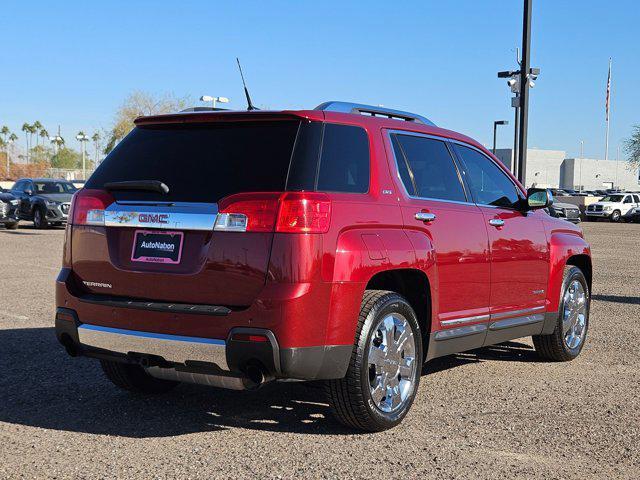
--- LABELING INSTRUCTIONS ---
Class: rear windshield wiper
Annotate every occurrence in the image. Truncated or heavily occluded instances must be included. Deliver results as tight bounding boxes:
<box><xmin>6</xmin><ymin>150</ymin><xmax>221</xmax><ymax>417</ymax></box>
<box><xmin>104</xmin><ymin>180</ymin><xmax>169</xmax><ymax>195</ymax></box>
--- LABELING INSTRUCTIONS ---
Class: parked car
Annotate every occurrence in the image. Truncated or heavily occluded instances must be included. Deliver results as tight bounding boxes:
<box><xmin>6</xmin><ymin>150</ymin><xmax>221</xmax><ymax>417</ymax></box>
<box><xmin>10</xmin><ymin>178</ymin><xmax>77</xmax><ymax>228</ymax></box>
<box><xmin>629</xmin><ymin>206</ymin><xmax>640</xmax><ymax>223</ymax></box>
<box><xmin>547</xmin><ymin>201</ymin><xmax>581</xmax><ymax>223</ymax></box>
<box><xmin>54</xmin><ymin>101</ymin><xmax>592</xmax><ymax>432</ymax></box>
<box><xmin>0</xmin><ymin>187</ymin><xmax>19</xmax><ymax>229</ymax></box>
<box><xmin>549</xmin><ymin>188</ymin><xmax>570</xmax><ymax>197</ymax></box>
<box><xmin>562</xmin><ymin>188</ymin><xmax>579</xmax><ymax>196</ymax></box>
<box><xmin>585</xmin><ymin>193</ymin><xmax>640</xmax><ymax>222</ymax></box>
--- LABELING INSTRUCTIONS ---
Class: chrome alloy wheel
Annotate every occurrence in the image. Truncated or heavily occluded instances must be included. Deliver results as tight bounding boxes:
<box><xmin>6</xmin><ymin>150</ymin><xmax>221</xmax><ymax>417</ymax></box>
<box><xmin>562</xmin><ymin>280</ymin><xmax>588</xmax><ymax>350</ymax></box>
<box><xmin>367</xmin><ymin>313</ymin><xmax>417</xmax><ymax>413</ymax></box>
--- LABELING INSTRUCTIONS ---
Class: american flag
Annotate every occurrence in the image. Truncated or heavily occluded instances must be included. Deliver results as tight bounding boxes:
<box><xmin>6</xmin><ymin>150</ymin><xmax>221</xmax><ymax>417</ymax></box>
<box><xmin>605</xmin><ymin>58</ymin><xmax>612</xmax><ymax>121</ymax></box>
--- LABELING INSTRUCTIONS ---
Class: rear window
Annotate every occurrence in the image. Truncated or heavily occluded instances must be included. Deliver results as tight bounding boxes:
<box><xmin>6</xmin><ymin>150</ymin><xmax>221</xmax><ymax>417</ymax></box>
<box><xmin>87</xmin><ymin>120</ymin><xmax>370</xmax><ymax>203</ymax></box>
<box><xmin>87</xmin><ymin>122</ymin><xmax>301</xmax><ymax>203</ymax></box>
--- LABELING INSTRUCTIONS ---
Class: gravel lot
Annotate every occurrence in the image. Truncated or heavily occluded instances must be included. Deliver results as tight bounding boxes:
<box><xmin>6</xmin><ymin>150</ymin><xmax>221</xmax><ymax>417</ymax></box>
<box><xmin>0</xmin><ymin>222</ymin><xmax>638</xmax><ymax>479</ymax></box>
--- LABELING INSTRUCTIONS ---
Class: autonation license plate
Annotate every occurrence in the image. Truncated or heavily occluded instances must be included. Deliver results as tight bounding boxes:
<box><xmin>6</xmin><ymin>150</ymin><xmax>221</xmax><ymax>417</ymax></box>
<box><xmin>131</xmin><ymin>230</ymin><xmax>184</xmax><ymax>264</ymax></box>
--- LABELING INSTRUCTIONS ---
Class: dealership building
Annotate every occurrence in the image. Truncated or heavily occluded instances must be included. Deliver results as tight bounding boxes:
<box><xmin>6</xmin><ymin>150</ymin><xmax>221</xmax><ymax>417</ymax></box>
<box><xmin>494</xmin><ymin>148</ymin><xmax>640</xmax><ymax>191</ymax></box>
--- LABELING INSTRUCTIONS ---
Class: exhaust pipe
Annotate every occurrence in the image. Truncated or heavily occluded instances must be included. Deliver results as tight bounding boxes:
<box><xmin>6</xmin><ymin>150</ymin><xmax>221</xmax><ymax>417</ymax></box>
<box><xmin>244</xmin><ymin>364</ymin><xmax>273</xmax><ymax>390</ymax></box>
<box><xmin>145</xmin><ymin>363</ymin><xmax>274</xmax><ymax>391</ymax></box>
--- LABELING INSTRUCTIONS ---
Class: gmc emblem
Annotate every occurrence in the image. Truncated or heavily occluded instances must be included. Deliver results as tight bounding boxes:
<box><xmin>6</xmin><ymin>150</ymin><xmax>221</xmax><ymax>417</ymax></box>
<box><xmin>138</xmin><ymin>213</ymin><xmax>169</xmax><ymax>224</ymax></box>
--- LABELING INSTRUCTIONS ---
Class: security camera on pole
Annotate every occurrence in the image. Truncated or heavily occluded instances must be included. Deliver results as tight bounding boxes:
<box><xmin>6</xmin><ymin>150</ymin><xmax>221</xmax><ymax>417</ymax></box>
<box><xmin>497</xmin><ymin>0</ymin><xmax>539</xmax><ymax>186</ymax></box>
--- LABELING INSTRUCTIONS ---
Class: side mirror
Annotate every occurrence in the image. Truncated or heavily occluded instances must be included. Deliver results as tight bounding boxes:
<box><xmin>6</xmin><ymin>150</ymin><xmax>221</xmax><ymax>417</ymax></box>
<box><xmin>24</xmin><ymin>189</ymin><xmax>33</xmax><ymax>196</ymax></box>
<box><xmin>527</xmin><ymin>188</ymin><xmax>553</xmax><ymax>210</ymax></box>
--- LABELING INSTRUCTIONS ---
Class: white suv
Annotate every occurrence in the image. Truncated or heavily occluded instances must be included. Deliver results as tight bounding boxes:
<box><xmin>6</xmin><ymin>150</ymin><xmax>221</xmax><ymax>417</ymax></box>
<box><xmin>586</xmin><ymin>193</ymin><xmax>640</xmax><ymax>222</ymax></box>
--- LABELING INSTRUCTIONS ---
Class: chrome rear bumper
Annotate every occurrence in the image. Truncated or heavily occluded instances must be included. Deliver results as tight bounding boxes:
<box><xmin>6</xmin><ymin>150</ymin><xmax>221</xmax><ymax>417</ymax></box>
<box><xmin>77</xmin><ymin>324</ymin><xmax>228</xmax><ymax>369</ymax></box>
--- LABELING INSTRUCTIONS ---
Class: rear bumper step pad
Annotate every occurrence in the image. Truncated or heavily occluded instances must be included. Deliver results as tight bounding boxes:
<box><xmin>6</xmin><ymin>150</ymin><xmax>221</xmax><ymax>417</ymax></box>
<box><xmin>78</xmin><ymin>293</ymin><xmax>231</xmax><ymax>316</ymax></box>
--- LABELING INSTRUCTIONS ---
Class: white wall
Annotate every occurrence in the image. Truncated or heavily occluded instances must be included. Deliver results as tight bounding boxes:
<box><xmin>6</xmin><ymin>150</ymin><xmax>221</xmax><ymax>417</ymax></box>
<box><xmin>562</xmin><ymin>158</ymin><xmax>639</xmax><ymax>191</ymax></box>
<box><xmin>494</xmin><ymin>148</ymin><xmax>565</xmax><ymax>188</ymax></box>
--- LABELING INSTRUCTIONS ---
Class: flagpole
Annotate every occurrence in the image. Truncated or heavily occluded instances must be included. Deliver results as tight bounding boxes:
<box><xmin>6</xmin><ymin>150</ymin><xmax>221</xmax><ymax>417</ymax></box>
<box><xmin>605</xmin><ymin>58</ymin><xmax>612</xmax><ymax>160</ymax></box>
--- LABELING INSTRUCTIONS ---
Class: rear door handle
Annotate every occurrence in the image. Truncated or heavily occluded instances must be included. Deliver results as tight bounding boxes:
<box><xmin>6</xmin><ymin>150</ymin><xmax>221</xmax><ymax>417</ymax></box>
<box><xmin>488</xmin><ymin>219</ymin><xmax>505</xmax><ymax>227</ymax></box>
<box><xmin>415</xmin><ymin>212</ymin><xmax>436</xmax><ymax>223</ymax></box>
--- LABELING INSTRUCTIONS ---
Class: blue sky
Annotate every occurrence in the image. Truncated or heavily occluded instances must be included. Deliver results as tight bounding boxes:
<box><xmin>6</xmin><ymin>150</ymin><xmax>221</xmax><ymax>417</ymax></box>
<box><xmin>1</xmin><ymin>0</ymin><xmax>638</xmax><ymax>159</ymax></box>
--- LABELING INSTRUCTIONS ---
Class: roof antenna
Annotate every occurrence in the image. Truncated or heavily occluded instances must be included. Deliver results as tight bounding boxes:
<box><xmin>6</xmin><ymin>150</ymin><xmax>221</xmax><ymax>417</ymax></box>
<box><xmin>236</xmin><ymin>57</ymin><xmax>258</xmax><ymax>111</ymax></box>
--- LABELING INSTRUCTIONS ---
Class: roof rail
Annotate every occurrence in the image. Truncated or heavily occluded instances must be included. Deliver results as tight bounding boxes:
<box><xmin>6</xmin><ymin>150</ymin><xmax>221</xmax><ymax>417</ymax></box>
<box><xmin>179</xmin><ymin>106</ymin><xmax>230</xmax><ymax>113</ymax></box>
<box><xmin>315</xmin><ymin>101</ymin><xmax>436</xmax><ymax>126</ymax></box>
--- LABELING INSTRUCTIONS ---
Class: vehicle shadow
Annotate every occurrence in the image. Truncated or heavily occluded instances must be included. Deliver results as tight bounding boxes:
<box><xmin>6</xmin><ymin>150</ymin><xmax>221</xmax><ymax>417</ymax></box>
<box><xmin>1</xmin><ymin>327</ymin><xmax>540</xmax><ymax>438</ymax></box>
<box><xmin>0</xmin><ymin>229</ymin><xmax>42</xmax><ymax>236</ymax></box>
<box><xmin>591</xmin><ymin>294</ymin><xmax>640</xmax><ymax>305</ymax></box>
<box><xmin>423</xmin><ymin>341</ymin><xmax>541</xmax><ymax>374</ymax></box>
<box><xmin>0</xmin><ymin>327</ymin><xmax>353</xmax><ymax>437</ymax></box>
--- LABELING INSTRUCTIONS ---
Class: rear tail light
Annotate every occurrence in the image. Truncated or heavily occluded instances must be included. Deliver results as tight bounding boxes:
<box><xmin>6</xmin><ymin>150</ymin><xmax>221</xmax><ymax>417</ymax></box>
<box><xmin>215</xmin><ymin>192</ymin><xmax>281</xmax><ymax>232</ymax></box>
<box><xmin>215</xmin><ymin>192</ymin><xmax>331</xmax><ymax>234</ymax></box>
<box><xmin>276</xmin><ymin>192</ymin><xmax>331</xmax><ymax>233</ymax></box>
<box><xmin>70</xmin><ymin>189</ymin><xmax>114</xmax><ymax>226</ymax></box>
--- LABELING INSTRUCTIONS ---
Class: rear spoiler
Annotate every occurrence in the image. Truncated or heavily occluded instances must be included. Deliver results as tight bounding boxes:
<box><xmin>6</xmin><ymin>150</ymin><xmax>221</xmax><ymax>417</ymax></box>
<box><xmin>134</xmin><ymin>110</ymin><xmax>325</xmax><ymax>126</ymax></box>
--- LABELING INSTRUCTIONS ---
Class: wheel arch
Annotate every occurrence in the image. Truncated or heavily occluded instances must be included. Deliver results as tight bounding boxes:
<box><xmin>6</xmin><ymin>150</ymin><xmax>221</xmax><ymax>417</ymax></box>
<box><xmin>566</xmin><ymin>254</ymin><xmax>592</xmax><ymax>292</ymax></box>
<box><xmin>365</xmin><ymin>268</ymin><xmax>432</xmax><ymax>359</ymax></box>
<box><xmin>547</xmin><ymin>232</ymin><xmax>592</xmax><ymax>311</ymax></box>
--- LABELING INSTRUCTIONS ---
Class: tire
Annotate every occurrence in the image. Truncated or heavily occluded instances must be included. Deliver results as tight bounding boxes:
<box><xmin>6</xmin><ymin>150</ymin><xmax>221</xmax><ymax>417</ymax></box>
<box><xmin>100</xmin><ymin>360</ymin><xmax>178</xmax><ymax>394</ymax></box>
<box><xmin>325</xmin><ymin>290</ymin><xmax>423</xmax><ymax>432</ymax></box>
<box><xmin>33</xmin><ymin>208</ymin><xmax>48</xmax><ymax>229</ymax></box>
<box><xmin>610</xmin><ymin>210</ymin><xmax>621</xmax><ymax>222</ymax></box>
<box><xmin>5</xmin><ymin>221</ymin><xmax>18</xmax><ymax>230</ymax></box>
<box><xmin>533</xmin><ymin>266</ymin><xmax>589</xmax><ymax>361</ymax></box>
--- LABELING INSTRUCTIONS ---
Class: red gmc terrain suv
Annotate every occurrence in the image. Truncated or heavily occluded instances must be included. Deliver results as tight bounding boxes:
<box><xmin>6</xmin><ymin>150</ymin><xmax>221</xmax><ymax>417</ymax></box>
<box><xmin>55</xmin><ymin>101</ymin><xmax>592</xmax><ymax>431</ymax></box>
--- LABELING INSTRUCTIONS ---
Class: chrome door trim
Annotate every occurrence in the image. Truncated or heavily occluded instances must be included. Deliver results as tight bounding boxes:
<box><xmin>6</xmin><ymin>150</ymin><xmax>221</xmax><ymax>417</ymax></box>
<box><xmin>490</xmin><ymin>305</ymin><xmax>544</xmax><ymax>320</ymax></box>
<box><xmin>440</xmin><ymin>314</ymin><xmax>490</xmax><ymax>327</ymax></box>
<box><xmin>104</xmin><ymin>202</ymin><xmax>218</xmax><ymax>231</ymax></box>
<box><xmin>439</xmin><ymin>306</ymin><xmax>544</xmax><ymax>328</ymax></box>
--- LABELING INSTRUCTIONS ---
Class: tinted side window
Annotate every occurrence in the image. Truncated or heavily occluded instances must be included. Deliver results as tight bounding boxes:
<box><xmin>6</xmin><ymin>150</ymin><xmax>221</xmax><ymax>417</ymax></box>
<box><xmin>12</xmin><ymin>181</ymin><xmax>24</xmax><ymax>192</ymax></box>
<box><xmin>394</xmin><ymin>134</ymin><xmax>466</xmax><ymax>202</ymax></box>
<box><xmin>454</xmin><ymin>144</ymin><xmax>521</xmax><ymax>209</ymax></box>
<box><xmin>390</xmin><ymin>135</ymin><xmax>416</xmax><ymax>196</ymax></box>
<box><xmin>634</xmin><ymin>195</ymin><xmax>640</xmax><ymax>203</ymax></box>
<box><xmin>624</xmin><ymin>196</ymin><xmax>633</xmax><ymax>203</ymax></box>
<box><xmin>286</xmin><ymin>122</ymin><xmax>322</xmax><ymax>191</ymax></box>
<box><xmin>316</xmin><ymin>124</ymin><xmax>369</xmax><ymax>193</ymax></box>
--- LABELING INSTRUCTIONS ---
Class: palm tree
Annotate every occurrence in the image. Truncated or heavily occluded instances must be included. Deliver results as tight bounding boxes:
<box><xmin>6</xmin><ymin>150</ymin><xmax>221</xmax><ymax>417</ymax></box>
<box><xmin>33</xmin><ymin>121</ymin><xmax>43</xmax><ymax>147</ymax></box>
<box><xmin>39</xmin><ymin>128</ymin><xmax>50</xmax><ymax>162</ymax></box>
<box><xmin>91</xmin><ymin>131</ymin><xmax>101</xmax><ymax>166</ymax></box>
<box><xmin>0</xmin><ymin>126</ymin><xmax>9</xmax><ymax>159</ymax></box>
<box><xmin>21</xmin><ymin>123</ymin><xmax>31</xmax><ymax>162</ymax></box>
<box><xmin>7</xmin><ymin>133</ymin><xmax>18</xmax><ymax>174</ymax></box>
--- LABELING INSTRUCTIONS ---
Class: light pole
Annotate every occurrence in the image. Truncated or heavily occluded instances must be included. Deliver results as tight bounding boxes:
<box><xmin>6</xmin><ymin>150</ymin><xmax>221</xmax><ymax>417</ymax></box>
<box><xmin>50</xmin><ymin>126</ymin><xmax>64</xmax><ymax>155</ymax></box>
<box><xmin>498</xmin><ymin>0</ymin><xmax>539</xmax><ymax>186</ymax></box>
<box><xmin>200</xmin><ymin>95</ymin><xmax>230</xmax><ymax>109</ymax></box>
<box><xmin>492</xmin><ymin>120</ymin><xmax>509</xmax><ymax>155</ymax></box>
<box><xmin>579</xmin><ymin>140</ymin><xmax>584</xmax><ymax>192</ymax></box>
<box><xmin>76</xmin><ymin>133</ymin><xmax>89</xmax><ymax>179</ymax></box>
